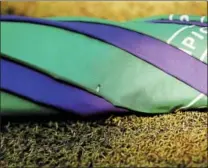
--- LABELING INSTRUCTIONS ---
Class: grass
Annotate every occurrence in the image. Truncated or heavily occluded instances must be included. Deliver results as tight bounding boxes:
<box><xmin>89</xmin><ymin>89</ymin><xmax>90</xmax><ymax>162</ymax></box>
<box><xmin>1</xmin><ymin>1</ymin><xmax>207</xmax><ymax>20</ymax></box>
<box><xmin>1</xmin><ymin>110</ymin><xmax>207</xmax><ymax>167</ymax></box>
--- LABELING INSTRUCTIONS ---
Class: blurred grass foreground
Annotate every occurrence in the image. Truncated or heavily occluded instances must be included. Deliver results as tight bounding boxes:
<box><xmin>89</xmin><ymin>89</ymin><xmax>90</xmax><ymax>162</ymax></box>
<box><xmin>1</xmin><ymin>1</ymin><xmax>207</xmax><ymax>20</ymax></box>
<box><xmin>0</xmin><ymin>1</ymin><xmax>208</xmax><ymax>168</ymax></box>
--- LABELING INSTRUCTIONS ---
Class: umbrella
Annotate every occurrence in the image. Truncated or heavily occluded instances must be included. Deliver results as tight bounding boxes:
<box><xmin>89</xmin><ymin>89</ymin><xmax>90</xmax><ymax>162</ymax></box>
<box><xmin>1</xmin><ymin>15</ymin><xmax>207</xmax><ymax>115</ymax></box>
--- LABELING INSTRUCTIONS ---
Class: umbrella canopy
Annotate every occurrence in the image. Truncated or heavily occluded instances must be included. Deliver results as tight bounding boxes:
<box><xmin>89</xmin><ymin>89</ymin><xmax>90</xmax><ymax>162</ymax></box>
<box><xmin>1</xmin><ymin>15</ymin><xmax>207</xmax><ymax>115</ymax></box>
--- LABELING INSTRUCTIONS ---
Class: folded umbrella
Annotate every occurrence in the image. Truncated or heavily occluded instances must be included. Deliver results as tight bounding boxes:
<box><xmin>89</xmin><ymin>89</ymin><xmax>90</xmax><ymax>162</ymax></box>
<box><xmin>47</xmin><ymin>14</ymin><xmax>207</xmax><ymax>27</ymax></box>
<box><xmin>1</xmin><ymin>15</ymin><xmax>207</xmax><ymax>115</ymax></box>
<box><xmin>126</xmin><ymin>14</ymin><xmax>207</xmax><ymax>27</ymax></box>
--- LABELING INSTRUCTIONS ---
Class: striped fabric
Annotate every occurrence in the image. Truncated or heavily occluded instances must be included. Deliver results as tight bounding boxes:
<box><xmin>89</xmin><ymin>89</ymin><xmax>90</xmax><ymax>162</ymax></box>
<box><xmin>0</xmin><ymin>15</ymin><xmax>207</xmax><ymax>115</ymax></box>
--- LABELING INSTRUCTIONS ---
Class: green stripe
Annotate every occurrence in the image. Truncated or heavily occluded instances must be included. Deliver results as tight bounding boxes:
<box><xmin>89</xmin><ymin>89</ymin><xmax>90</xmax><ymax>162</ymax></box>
<box><xmin>0</xmin><ymin>91</ymin><xmax>58</xmax><ymax>115</ymax></box>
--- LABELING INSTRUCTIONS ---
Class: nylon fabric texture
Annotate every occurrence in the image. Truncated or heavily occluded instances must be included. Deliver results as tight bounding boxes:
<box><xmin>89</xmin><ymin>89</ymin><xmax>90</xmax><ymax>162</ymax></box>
<box><xmin>0</xmin><ymin>15</ymin><xmax>207</xmax><ymax>115</ymax></box>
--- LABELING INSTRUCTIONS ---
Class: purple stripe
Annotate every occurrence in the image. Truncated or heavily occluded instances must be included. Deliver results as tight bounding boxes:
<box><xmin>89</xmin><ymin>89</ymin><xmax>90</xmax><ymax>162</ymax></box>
<box><xmin>1</xmin><ymin>15</ymin><xmax>207</xmax><ymax>95</ymax></box>
<box><xmin>149</xmin><ymin>19</ymin><xmax>207</xmax><ymax>27</ymax></box>
<box><xmin>1</xmin><ymin>59</ymin><xmax>127</xmax><ymax>115</ymax></box>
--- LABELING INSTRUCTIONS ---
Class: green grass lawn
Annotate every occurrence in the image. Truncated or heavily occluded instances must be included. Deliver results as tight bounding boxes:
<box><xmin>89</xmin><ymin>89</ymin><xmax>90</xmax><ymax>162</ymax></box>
<box><xmin>1</xmin><ymin>110</ymin><xmax>207</xmax><ymax>167</ymax></box>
